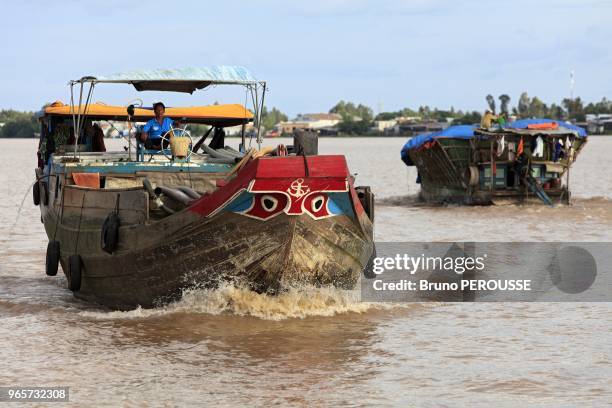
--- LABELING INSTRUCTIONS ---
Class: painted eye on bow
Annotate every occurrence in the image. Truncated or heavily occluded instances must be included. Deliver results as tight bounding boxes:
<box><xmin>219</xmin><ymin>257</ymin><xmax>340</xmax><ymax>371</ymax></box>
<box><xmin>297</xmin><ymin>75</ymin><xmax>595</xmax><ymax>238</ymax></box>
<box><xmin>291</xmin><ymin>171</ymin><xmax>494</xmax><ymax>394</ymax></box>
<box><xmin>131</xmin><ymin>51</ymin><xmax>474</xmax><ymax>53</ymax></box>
<box><xmin>242</xmin><ymin>193</ymin><xmax>288</xmax><ymax>220</ymax></box>
<box><xmin>311</xmin><ymin>195</ymin><xmax>325</xmax><ymax>212</ymax></box>
<box><xmin>303</xmin><ymin>193</ymin><xmax>331</xmax><ymax>219</ymax></box>
<box><xmin>261</xmin><ymin>194</ymin><xmax>278</xmax><ymax>212</ymax></box>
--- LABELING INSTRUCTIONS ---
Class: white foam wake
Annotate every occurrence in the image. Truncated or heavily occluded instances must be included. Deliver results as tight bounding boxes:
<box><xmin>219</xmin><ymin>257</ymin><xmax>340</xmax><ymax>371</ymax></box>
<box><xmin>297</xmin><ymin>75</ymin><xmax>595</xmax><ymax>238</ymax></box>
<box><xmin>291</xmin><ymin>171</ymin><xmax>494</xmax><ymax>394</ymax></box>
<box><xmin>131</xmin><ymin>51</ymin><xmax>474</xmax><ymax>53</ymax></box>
<box><xmin>80</xmin><ymin>283</ymin><xmax>400</xmax><ymax>321</ymax></box>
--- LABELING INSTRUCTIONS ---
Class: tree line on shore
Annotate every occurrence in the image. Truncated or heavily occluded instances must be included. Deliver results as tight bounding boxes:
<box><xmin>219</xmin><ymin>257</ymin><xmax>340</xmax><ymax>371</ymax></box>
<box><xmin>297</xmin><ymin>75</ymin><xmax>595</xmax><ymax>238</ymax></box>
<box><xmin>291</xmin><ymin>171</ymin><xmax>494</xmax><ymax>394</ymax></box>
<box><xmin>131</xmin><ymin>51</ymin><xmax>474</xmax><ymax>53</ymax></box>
<box><xmin>1</xmin><ymin>94</ymin><xmax>611</xmax><ymax>137</ymax></box>
<box><xmin>0</xmin><ymin>110</ymin><xmax>39</xmax><ymax>138</ymax></box>
<box><xmin>263</xmin><ymin>94</ymin><xmax>612</xmax><ymax>135</ymax></box>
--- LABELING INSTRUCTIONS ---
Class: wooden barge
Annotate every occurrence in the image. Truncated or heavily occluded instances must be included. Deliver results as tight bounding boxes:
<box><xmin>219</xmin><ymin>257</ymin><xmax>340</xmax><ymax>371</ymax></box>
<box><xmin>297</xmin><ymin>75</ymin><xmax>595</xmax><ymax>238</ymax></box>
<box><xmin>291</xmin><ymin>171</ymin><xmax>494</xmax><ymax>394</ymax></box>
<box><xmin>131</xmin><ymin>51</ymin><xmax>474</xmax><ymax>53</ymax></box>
<box><xmin>34</xmin><ymin>67</ymin><xmax>375</xmax><ymax>310</ymax></box>
<box><xmin>401</xmin><ymin>120</ymin><xmax>588</xmax><ymax>205</ymax></box>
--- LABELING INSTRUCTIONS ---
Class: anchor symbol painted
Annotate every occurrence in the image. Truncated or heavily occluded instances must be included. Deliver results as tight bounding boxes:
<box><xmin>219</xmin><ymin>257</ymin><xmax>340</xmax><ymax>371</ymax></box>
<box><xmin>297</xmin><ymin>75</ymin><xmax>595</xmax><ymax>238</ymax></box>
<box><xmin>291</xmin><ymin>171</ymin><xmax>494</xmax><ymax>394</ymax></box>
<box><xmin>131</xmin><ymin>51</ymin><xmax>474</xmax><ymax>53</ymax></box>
<box><xmin>287</xmin><ymin>178</ymin><xmax>310</xmax><ymax>199</ymax></box>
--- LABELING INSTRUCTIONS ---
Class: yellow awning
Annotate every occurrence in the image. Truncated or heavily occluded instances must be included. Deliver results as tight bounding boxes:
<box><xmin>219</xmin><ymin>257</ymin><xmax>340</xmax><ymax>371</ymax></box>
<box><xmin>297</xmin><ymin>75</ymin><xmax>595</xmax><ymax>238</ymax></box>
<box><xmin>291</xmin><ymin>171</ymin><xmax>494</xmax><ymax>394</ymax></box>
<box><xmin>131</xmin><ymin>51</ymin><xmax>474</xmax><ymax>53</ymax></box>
<box><xmin>43</xmin><ymin>101</ymin><xmax>253</xmax><ymax>125</ymax></box>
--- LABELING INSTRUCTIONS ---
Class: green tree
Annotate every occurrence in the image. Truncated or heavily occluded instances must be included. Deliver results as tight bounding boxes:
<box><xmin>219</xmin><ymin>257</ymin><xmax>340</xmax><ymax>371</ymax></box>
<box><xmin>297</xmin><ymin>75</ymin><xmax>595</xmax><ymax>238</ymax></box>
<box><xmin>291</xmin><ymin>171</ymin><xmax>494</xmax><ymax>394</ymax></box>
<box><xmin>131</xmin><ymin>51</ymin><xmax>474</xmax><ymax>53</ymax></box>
<box><xmin>260</xmin><ymin>106</ymin><xmax>288</xmax><ymax>131</ymax></box>
<box><xmin>562</xmin><ymin>97</ymin><xmax>586</xmax><ymax>122</ymax></box>
<box><xmin>329</xmin><ymin>100</ymin><xmax>373</xmax><ymax>122</ymax></box>
<box><xmin>453</xmin><ymin>111</ymin><xmax>482</xmax><ymax>125</ymax></box>
<box><xmin>374</xmin><ymin>111</ymin><xmax>398</xmax><ymax>121</ymax></box>
<box><xmin>547</xmin><ymin>103</ymin><xmax>564</xmax><ymax>120</ymax></box>
<box><xmin>498</xmin><ymin>94</ymin><xmax>511</xmax><ymax>114</ymax></box>
<box><xmin>188</xmin><ymin>124</ymin><xmax>210</xmax><ymax>138</ymax></box>
<box><xmin>337</xmin><ymin>117</ymin><xmax>371</xmax><ymax>135</ymax></box>
<box><xmin>584</xmin><ymin>97</ymin><xmax>612</xmax><ymax>115</ymax></box>
<box><xmin>528</xmin><ymin>96</ymin><xmax>548</xmax><ymax>118</ymax></box>
<box><xmin>374</xmin><ymin>106</ymin><xmax>419</xmax><ymax>121</ymax></box>
<box><xmin>517</xmin><ymin>92</ymin><xmax>530</xmax><ymax>118</ymax></box>
<box><xmin>0</xmin><ymin>110</ymin><xmax>39</xmax><ymax>138</ymax></box>
<box><xmin>329</xmin><ymin>100</ymin><xmax>373</xmax><ymax>135</ymax></box>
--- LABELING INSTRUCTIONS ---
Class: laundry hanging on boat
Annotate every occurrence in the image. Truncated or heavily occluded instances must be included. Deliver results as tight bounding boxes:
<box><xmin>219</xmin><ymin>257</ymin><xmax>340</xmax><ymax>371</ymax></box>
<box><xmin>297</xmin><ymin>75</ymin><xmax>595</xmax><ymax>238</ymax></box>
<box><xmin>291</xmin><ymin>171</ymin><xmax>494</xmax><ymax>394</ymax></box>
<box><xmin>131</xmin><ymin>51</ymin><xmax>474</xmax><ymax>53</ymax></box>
<box><xmin>496</xmin><ymin>135</ymin><xmax>506</xmax><ymax>157</ymax></box>
<box><xmin>533</xmin><ymin>136</ymin><xmax>544</xmax><ymax>158</ymax></box>
<box><xmin>517</xmin><ymin>137</ymin><xmax>524</xmax><ymax>156</ymax></box>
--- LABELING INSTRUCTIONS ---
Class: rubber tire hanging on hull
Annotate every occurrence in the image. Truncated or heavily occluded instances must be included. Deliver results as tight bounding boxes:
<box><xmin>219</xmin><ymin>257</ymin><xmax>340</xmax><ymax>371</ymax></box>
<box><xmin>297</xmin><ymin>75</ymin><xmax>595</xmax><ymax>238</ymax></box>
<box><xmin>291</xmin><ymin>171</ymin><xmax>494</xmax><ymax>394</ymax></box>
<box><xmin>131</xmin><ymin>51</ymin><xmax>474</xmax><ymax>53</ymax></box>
<box><xmin>33</xmin><ymin>182</ymin><xmax>40</xmax><ymax>206</ymax></box>
<box><xmin>101</xmin><ymin>213</ymin><xmax>120</xmax><ymax>254</ymax></box>
<box><xmin>68</xmin><ymin>255</ymin><xmax>82</xmax><ymax>291</ymax></box>
<box><xmin>45</xmin><ymin>241</ymin><xmax>60</xmax><ymax>276</ymax></box>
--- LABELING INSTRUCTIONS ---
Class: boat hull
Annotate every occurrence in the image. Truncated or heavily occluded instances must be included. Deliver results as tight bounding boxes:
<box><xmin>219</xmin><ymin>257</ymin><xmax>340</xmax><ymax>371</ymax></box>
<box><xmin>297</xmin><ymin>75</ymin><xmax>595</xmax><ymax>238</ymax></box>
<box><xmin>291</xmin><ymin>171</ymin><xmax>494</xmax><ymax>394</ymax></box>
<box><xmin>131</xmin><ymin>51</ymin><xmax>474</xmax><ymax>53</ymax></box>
<box><xmin>39</xmin><ymin>155</ymin><xmax>374</xmax><ymax>310</ymax></box>
<box><xmin>44</xmin><ymin>209</ymin><xmax>373</xmax><ymax>310</ymax></box>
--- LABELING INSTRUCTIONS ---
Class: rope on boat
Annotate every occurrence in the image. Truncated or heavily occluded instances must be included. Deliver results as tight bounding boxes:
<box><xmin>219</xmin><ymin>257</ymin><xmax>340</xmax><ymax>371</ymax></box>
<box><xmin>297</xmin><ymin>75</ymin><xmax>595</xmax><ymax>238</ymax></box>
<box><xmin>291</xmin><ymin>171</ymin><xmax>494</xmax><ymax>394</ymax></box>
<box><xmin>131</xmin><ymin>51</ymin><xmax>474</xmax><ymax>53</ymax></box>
<box><xmin>10</xmin><ymin>173</ymin><xmax>58</xmax><ymax>236</ymax></box>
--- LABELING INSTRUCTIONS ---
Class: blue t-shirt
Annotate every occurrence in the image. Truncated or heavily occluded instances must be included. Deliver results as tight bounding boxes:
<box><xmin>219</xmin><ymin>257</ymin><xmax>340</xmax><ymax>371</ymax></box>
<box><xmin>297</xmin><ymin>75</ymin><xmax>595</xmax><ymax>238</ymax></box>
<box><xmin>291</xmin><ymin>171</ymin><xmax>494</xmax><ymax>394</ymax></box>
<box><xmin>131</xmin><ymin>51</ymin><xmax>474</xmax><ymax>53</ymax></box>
<box><xmin>142</xmin><ymin>117</ymin><xmax>173</xmax><ymax>140</ymax></box>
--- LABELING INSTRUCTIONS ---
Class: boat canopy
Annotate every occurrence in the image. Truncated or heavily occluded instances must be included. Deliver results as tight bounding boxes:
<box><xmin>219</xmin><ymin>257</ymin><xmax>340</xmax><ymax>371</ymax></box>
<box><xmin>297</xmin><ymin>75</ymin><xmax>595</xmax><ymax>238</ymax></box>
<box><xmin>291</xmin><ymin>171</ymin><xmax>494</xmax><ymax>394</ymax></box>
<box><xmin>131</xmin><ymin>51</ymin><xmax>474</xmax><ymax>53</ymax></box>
<box><xmin>402</xmin><ymin>125</ymin><xmax>476</xmax><ymax>151</ymax></box>
<box><xmin>41</xmin><ymin>101</ymin><xmax>253</xmax><ymax>126</ymax></box>
<box><xmin>400</xmin><ymin>125</ymin><xmax>477</xmax><ymax>165</ymax></box>
<box><xmin>72</xmin><ymin>66</ymin><xmax>261</xmax><ymax>93</ymax></box>
<box><xmin>505</xmin><ymin>118</ymin><xmax>587</xmax><ymax>137</ymax></box>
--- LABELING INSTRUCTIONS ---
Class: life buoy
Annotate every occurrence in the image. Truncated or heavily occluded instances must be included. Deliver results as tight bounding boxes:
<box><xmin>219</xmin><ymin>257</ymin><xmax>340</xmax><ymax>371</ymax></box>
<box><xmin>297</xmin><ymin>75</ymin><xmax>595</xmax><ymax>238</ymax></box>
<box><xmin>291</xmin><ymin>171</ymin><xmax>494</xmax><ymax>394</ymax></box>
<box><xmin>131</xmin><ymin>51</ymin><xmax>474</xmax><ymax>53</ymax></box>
<box><xmin>68</xmin><ymin>255</ymin><xmax>82</xmax><ymax>291</ymax></box>
<box><xmin>356</xmin><ymin>186</ymin><xmax>375</xmax><ymax>222</ymax></box>
<box><xmin>101</xmin><ymin>212</ymin><xmax>120</xmax><ymax>254</ymax></box>
<box><xmin>33</xmin><ymin>182</ymin><xmax>40</xmax><ymax>206</ymax></box>
<box><xmin>45</xmin><ymin>240</ymin><xmax>60</xmax><ymax>276</ymax></box>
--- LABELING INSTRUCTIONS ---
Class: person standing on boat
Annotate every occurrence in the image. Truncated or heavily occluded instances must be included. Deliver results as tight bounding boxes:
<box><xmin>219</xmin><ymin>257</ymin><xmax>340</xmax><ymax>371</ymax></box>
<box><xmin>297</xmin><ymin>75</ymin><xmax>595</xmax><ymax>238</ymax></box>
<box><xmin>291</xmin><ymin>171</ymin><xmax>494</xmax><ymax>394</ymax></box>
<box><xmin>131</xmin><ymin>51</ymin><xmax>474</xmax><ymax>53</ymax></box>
<box><xmin>480</xmin><ymin>110</ymin><xmax>498</xmax><ymax>129</ymax></box>
<box><xmin>139</xmin><ymin>102</ymin><xmax>173</xmax><ymax>149</ymax></box>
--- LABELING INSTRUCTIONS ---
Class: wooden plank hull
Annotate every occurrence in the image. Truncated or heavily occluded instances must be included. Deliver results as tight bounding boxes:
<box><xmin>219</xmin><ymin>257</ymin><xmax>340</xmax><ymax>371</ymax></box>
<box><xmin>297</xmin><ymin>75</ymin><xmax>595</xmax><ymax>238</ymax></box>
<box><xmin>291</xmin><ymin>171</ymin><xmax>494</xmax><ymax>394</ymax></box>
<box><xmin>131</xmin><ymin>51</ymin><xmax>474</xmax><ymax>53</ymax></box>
<box><xmin>40</xmin><ymin>183</ymin><xmax>373</xmax><ymax>310</ymax></box>
<box><xmin>409</xmin><ymin>136</ymin><xmax>586</xmax><ymax>206</ymax></box>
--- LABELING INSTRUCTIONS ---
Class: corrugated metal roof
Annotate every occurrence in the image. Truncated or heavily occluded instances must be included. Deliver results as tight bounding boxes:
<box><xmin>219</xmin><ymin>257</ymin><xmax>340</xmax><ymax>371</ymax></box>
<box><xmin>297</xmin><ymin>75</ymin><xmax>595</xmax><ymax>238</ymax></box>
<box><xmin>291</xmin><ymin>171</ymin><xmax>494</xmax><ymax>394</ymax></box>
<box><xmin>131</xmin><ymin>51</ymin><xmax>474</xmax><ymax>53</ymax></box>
<box><xmin>73</xmin><ymin>66</ymin><xmax>261</xmax><ymax>93</ymax></box>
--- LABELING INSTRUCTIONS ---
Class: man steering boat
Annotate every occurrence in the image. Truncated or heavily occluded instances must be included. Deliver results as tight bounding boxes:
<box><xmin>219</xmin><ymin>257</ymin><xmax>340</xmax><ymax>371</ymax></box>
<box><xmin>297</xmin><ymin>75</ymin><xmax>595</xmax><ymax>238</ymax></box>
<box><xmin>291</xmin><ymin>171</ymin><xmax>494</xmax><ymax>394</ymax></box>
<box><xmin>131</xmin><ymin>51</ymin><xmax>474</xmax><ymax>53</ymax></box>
<box><xmin>139</xmin><ymin>101</ymin><xmax>173</xmax><ymax>149</ymax></box>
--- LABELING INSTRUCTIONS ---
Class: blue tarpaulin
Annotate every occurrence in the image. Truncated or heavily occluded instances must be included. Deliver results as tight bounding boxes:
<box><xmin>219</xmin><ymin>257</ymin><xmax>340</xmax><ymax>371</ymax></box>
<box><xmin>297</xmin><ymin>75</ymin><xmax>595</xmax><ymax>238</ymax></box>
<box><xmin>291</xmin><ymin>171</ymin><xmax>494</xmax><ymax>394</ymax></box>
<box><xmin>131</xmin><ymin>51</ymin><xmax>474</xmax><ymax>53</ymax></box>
<box><xmin>506</xmin><ymin>118</ymin><xmax>587</xmax><ymax>137</ymax></box>
<box><xmin>400</xmin><ymin>125</ymin><xmax>476</xmax><ymax>165</ymax></box>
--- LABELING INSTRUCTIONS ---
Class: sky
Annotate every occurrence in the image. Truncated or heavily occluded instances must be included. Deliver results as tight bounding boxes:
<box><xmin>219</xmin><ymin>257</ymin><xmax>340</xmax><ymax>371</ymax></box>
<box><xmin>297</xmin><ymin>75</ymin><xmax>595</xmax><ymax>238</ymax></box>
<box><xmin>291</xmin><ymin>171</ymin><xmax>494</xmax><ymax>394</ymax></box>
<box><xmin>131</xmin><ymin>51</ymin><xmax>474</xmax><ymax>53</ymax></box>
<box><xmin>1</xmin><ymin>0</ymin><xmax>611</xmax><ymax>118</ymax></box>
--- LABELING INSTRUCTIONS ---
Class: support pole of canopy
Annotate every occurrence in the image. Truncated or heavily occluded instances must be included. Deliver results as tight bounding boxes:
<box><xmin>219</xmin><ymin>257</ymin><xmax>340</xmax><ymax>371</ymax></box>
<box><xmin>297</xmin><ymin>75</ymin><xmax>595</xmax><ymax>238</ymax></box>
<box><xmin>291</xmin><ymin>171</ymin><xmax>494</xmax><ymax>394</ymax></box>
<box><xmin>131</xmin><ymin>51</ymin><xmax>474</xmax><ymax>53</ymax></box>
<box><xmin>69</xmin><ymin>83</ymin><xmax>76</xmax><ymax>153</ymax></box>
<box><xmin>71</xmin><ymin>82</ymin><xmax>84</xmax><ymax>157</ymax></box>
<box><xmin>241</xmin><ymin>87</ymin><xmax>248</xmax><ymax>152</ymax></box>
<box><xmin>257</xmin><ymin>82</ymin><xmax>267</xmax><ymax>148</ymax></box>
<box><xmin>248</xmin><ymin>84</ymin><xmax>257</xmax><ymax>149</ymax></box>
<box><xmin>253</xmin><ymin>84</ymin><xmax>260</xmax><ymax>149</ymax></box>
<box><xmin>240</xmin><ymin>124</ymin><xmax>246</xmax><ymax>152</ymax></box>
<box><xmin>71</xmin><ymin>80</ymin><xmax>95</xmax><ymax>158</ymax></box>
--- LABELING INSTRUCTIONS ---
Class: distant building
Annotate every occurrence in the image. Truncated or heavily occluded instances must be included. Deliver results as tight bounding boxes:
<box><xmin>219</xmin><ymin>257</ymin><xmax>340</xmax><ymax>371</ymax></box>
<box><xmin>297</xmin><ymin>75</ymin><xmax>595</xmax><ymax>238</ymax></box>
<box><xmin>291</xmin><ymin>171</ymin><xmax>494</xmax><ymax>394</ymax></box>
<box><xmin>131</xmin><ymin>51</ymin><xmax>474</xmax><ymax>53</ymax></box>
<box><xmin>294</xmin><ymin>113</ymin><xmax>342</xmax><ymax>130</ymax></box>
<box><xmin>586</xmin><ymin>114</ymin><xmax>612</xmax><ymax>134</ymax></box>
<box><xmin>396</xmin><ymin>120</ymin><xmax>449</xmax><ymax>135</ymax></box>
<box><xmin>372</xmin><ymin>119</ymin><xmax>398</xmax><ymax>134</ymax></box>
<box><xmin>278</xmin><ymin>121</ymin><xmax>310</xmax><ymax>134</ymax></box>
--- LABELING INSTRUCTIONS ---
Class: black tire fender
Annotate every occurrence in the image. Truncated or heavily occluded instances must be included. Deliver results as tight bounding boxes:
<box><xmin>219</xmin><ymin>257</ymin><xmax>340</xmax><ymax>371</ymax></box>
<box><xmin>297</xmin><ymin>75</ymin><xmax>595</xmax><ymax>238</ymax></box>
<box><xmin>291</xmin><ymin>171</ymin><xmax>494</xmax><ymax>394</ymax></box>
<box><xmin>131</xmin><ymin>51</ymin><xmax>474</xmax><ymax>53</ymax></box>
<box><xmin>101</xmin><ymin>213</ymin><xmax>120</xmax><ymax>254</ymax></box>
<box><xmin>45</xmin><ymin>240</ymin><xmax>60</xmax><ymax>276</ymax></box>
<box><xmin>33</xmin><ymin>181</ymin><xmax>41</xmax><ymax>206</ymax></box>
<box><xmin>68</xmin><ymin>255</ymin><xmax>82</xmax><ymax>291</ymax></box>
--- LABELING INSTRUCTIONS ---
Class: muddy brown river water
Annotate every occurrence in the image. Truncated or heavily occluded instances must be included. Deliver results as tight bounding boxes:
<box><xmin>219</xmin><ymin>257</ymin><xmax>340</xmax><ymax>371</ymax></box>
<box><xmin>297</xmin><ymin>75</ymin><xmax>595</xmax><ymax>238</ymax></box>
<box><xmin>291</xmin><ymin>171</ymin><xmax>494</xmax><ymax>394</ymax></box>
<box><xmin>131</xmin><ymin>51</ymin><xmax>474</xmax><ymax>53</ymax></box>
<box><xmin>1</xmin><ymin>138</ymin><xmax>611</xmax><ymax>406</ymax></box>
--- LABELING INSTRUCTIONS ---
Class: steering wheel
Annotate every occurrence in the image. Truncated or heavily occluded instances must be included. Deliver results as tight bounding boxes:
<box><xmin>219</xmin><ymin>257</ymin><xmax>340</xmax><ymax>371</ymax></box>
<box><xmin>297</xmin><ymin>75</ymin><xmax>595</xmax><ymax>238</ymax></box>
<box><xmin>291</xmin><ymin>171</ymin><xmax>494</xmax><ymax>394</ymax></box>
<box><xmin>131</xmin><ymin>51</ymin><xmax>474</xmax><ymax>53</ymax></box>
<box><xmin>159</xmin><ymin>127</ymin><xmax>193</xmax><ymax>161</ymax></box>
